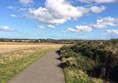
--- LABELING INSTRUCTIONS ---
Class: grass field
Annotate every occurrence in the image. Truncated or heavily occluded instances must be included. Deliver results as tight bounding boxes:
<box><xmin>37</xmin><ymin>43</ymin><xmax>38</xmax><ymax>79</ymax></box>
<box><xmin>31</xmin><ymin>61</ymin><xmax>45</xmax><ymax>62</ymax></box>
<box><xmin>0</xmin><ymin>42</ymin><xmax>62</xmax><ymax>83</ymax></box>
<box><xmin>0</xmin><ymin>42</ymin><xmax>62</xmax><ymax>53</ymax></box>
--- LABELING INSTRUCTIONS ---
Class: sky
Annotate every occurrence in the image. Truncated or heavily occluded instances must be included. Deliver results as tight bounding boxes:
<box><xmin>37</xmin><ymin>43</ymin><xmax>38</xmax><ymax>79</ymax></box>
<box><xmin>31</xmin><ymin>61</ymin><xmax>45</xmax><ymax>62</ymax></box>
<box><xmin>0</xmin><ymin>0</ymin><xmax>118</xmax><ymax>40</ymax></box>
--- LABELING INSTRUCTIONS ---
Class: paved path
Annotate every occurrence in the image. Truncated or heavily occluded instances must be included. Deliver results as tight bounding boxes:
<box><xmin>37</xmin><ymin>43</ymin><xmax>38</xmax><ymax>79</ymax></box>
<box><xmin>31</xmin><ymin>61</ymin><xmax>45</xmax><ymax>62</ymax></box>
<box><xmin>8</xmin><ymin>50</ymin><xmax>65</xmax><ymax>83</ymax></box>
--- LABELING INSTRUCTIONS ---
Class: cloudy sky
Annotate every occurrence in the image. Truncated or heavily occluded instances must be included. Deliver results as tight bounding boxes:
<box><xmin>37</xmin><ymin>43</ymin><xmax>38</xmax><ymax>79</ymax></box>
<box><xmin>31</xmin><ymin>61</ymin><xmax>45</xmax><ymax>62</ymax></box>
<box><xmin>0</xmin><ymin>0</ymin><xmax>118</xmax><ymax>39</ymax></box>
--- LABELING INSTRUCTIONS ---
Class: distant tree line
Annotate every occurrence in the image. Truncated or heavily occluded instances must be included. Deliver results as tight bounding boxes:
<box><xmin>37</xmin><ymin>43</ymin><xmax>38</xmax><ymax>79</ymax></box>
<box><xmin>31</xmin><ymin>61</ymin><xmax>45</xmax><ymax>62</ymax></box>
<box><xmin>0</xmin><ymin>38</ymin><xmax>78</xmax><ymax>44</ymax></box>
<box><xmin>0</xmin><ymin>38</ymin><xmax>118</xmax><ymax>44</ymax></box>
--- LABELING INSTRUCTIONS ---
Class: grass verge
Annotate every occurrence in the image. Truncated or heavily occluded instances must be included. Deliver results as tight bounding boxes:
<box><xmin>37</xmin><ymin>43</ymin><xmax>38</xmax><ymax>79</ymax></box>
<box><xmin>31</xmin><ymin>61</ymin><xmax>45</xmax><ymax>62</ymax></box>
<box><xmin>64</xmin><ymin>67</ymin><xmax>104</xmax><ymax>83</ymax></box>
<box><xmin>0</xmin><ymin>48</ymin><xmax>54</xmax><ymax>83</ymax></box>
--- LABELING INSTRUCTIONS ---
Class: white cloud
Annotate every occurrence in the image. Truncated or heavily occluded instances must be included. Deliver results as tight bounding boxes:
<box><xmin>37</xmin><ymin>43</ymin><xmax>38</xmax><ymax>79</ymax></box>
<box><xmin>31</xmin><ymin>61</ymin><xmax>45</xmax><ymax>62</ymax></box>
<box><xmin>7</xmin><ymin>6</ymin><xmax>16</xmax><ymax>10</ymax></box>
<box><xmin>19</xmin><ymin>0</ymin><xmax>33</xmax><ymax>5</ymax></box>
<box><xmin>107</xmin><ymin>30</ymin><xmax>118</xmax><ymax>35</ymax></box>
<box><xmin>65</xmin><ymin>27</ymin><xmax>79</xmax><ymax>32</ymax></box>
<box><xmin>48</xmin><ymin>25</ymin><xmax>55</xmax><ymax>28</ymax></box>
<box><xmin>76</xmin><ymin>25</ymin><xmax>92</xmax><ymax>32</ymax></box>
<box><xmin>45</xmin><ymin>0</ymin><xmax>83</xmax><ymax>18</ymax></box>
<box><xmin>90</xmin><ymin>6</ymin><xmax>106</xmax><ymax>13</ymax></box>
<box><xmin>26</xmin><ymin>0</ymin><xmax>106</xmax><ymax>26</ymax></box>
<box><xmin>91</xmin><ymin>17</ymin><xmax>118</xmax><ymax>28</ymax></box>
<box><xmin>19</xmin><ymin>8</ymin><xmax>27</xmax><ymax>11</ymax></box>
<box><xmin>63</xmin><ymin>17</ymin><xmax>118</xmax><ymax>33</ymax></box>
<box><xmin>26</xmin><ymin>0</ymin><xmax>91</xmax><ymax>26</ymax></box>
<box><xmin>77</xmin><ymin>0</ymin><xmax>115</xmax><ymax>3</ymax></box>
<box><xmin>10</xmin><ymin>14</ymin><xmax>17</xmax><ymax>18</ymax></box>
<box><xmin>27</xmin><ymin>7</ymin><xmax>68</xmax><ymax>25</ymax></box>
<box><xmin>0</xmin><ymin>26</ymin><xmax>15</xmax><ymax>32</ymax></box>
<box><xmin>95</xmin><ymin>0</ymin><xmax>115</xmax><ymax>3</ymax></box>
<box><xmin>64</xmin><ymin>25</ymin><xmax>92</xmax><ymax>32</ymax></box>
<box><xmin>36</xmin><ymin>25</ymin><xmax>45</xmax><ymax>30</ymax></box>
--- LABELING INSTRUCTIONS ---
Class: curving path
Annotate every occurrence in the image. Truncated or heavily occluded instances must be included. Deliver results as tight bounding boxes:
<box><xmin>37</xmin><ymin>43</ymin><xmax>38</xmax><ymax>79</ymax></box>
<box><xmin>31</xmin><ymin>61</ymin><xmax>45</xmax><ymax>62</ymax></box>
<box><xmin>8</xmin><ymin>50</ymin><xmax>65</xmax><ymax>83</ymax></box>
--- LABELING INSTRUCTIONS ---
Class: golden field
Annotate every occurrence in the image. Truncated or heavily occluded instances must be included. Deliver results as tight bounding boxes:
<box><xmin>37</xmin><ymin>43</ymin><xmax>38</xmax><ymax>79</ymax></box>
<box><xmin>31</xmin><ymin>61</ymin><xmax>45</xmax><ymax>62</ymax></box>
<box><xmin>0</xmin><ymin>42</ymin><xmax>62</xmax><ymax>53</ymax></box>
<box><xmin>0</xmin><ymin>42</ymin><xmax>63</xmax><ymax>64</ymax></box>
<box><xmin>0</xmin><ymin>42</ymin><xmax>63</xmax><ymax>83</ymax></box>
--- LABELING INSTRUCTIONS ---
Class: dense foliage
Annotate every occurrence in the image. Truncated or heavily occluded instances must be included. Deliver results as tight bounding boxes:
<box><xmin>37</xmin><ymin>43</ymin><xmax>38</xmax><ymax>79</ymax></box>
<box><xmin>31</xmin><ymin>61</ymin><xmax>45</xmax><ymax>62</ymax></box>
<box><xmin>60</xmin><ymin>39</ymin><xmax>118</xmax><ymax>83</ymax></box>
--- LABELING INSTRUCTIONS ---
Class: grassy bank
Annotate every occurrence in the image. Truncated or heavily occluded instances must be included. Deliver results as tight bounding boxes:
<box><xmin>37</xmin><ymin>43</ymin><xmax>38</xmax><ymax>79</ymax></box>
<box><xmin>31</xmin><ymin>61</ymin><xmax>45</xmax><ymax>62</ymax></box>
<box><xmin>0</xmin><ymin>48</ymin><xmax>55</xmax><ymax>83</ymax></box>
<box><xmin>59</xmin><ymin>40</ymin><xmax>118</xmax><ymax>83</ymax></box>
<box><xmin>64</xmin><ymin>67</ymin><xmax>104</xmax><ymax>83</ymax></box>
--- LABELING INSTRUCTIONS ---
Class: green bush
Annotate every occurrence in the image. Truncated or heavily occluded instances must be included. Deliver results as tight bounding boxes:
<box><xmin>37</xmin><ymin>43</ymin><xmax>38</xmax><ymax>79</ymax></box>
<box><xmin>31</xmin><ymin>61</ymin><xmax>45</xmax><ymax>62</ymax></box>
<box><xmin>60</xmin><ymin>39</ymin><xmax>118</xmax><ymax>83</ymax></box>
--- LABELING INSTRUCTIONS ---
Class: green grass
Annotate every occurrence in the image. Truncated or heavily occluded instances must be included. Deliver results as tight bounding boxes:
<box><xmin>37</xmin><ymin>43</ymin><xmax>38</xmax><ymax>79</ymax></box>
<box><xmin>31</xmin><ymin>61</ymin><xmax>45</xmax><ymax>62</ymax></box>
<box><xmin>0</xmin><ymin>49</ymin><xmax>54</xmax><ymax>83</ymax></box>
<box><xmin>64</xmin><ymin>67</ymin><xmax>104</xmax><ymax>83</ymax></box>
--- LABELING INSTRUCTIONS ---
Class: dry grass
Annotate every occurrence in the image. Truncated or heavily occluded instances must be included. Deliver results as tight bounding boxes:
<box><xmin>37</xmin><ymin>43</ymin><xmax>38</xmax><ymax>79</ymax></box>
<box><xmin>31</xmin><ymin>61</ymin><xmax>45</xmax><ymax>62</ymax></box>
<box><xmin>0</xmin><ymin>42</ymin><xmax>63</xmax><ymax>83</ymax></box>
<box><xmin>0</xmin><ymin>42</ymin><xmax>62</xmax><ymax>64</ymax></box>
<box><xmin>0</xmin><ymin>42</ymin><xmax>62</xmax><ymax>53</ymax></box>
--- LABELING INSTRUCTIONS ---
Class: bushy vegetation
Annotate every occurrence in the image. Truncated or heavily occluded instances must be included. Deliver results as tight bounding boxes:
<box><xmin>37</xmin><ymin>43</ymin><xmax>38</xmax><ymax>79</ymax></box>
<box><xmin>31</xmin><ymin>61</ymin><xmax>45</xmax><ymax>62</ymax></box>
<box><xmin>60</xmin><ymin>39</ymin><xmax>118</xmax><ymax>83</ymax></box>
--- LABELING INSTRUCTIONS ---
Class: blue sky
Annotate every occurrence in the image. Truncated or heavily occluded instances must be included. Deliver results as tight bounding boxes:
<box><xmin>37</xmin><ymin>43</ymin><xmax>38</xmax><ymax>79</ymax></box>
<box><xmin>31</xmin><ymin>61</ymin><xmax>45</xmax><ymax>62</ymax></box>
<box><xmin>0</xmin><ymin>0</ymin><xmax>118</xmax><ymax>39</ymax></box>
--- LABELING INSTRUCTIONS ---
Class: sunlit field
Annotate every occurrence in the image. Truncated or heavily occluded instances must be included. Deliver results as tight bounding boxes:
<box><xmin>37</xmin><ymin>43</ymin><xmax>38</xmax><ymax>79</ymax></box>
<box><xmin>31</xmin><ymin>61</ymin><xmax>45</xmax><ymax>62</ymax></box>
<box><xmin>0</xmin><ymin>42</ymin><xmax>62</xmax><ymax>83</ymax></box>
<box><xmin>0</xmin><ymin>42</ymin><xmax>62</xmax><ymax>63</ymax></box>
<box><xmin>0</xmin><ymin>42</ymin><xmax>62</xmax><ymax>53</ymax></box>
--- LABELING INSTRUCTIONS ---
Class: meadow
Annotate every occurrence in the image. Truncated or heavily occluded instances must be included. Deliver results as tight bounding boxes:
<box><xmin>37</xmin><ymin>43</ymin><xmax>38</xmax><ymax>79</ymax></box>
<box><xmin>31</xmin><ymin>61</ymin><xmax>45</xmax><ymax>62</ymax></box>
<box><xmin>0</xmin><ymin>42</ymin><xmax>62</xmax><ymax>83</ymax></box>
